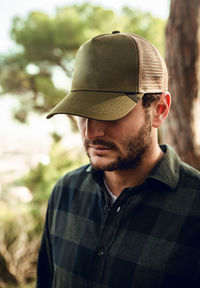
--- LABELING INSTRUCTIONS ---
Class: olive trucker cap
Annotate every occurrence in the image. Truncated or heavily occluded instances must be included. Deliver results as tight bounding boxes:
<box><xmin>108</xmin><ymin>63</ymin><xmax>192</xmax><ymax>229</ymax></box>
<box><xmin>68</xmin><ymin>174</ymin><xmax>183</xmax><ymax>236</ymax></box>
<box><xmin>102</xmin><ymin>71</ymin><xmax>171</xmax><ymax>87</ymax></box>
<box><xmin>47</xmin><ymin>31</ymin><xmax>168</xmax><ymax>121</ymax></box>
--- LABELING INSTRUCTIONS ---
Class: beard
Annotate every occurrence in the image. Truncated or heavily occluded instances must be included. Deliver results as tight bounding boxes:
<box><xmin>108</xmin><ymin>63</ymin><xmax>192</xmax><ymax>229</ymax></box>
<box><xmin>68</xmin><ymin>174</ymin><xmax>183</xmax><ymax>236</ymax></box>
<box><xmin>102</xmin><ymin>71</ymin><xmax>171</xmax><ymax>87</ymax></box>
<box><xmin>84</xmin><ymin>111</ymin><xmax>152</xmax><ymax>171</ymax></box>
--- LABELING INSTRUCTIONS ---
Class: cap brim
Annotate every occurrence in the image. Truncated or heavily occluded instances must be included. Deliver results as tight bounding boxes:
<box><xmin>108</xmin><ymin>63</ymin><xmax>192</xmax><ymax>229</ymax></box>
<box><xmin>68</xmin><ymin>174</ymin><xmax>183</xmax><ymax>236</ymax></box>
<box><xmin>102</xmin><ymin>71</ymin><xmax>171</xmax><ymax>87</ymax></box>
<box><xmin>46</xmin><ymin>90</ymin><xmax>143</xmax><ymax>121</ymax></box>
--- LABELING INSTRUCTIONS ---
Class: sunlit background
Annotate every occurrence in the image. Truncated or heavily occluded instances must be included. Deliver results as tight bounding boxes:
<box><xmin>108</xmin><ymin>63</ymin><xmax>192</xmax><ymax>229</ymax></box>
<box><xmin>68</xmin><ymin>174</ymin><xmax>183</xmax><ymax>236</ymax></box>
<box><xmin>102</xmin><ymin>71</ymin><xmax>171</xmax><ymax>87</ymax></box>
<box><xmin>0</xmin><ymin>0</ymin><xmax>170</xmax><ymax>202</ymax></box>
<box><xmin>0</xmin><ymin>1</ymin><xmax>170</xmax><ymax>287</ymax></box>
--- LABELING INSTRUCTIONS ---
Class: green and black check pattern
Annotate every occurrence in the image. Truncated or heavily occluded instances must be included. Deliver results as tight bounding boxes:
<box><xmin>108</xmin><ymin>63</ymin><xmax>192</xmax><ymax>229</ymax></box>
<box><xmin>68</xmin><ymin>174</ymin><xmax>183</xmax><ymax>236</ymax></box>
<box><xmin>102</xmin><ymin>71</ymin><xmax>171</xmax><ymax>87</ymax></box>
<box><xmin>36</xmin><ymin>145</ymin><xmax>200</xmax><ymax>288</ymax></box>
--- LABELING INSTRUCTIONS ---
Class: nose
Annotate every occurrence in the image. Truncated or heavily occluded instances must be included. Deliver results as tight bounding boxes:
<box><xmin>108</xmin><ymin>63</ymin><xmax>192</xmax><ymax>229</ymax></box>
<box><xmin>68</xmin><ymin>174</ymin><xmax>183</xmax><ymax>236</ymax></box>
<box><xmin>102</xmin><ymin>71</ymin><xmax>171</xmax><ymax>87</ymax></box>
<box><xmin>84</xmin><ymin>118</ymin><xmax>105</xmax><ymax>139</ymax></box>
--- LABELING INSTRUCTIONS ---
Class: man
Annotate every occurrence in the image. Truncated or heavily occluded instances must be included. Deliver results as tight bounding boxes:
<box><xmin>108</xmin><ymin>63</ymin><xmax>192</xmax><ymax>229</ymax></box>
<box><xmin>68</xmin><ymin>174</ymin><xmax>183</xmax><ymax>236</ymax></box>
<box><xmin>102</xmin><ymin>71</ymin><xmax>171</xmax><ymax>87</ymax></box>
<box><xmin>36</xmin><ymin>31</ymin><xmax>200</xmax><ymax>288</ymax></box>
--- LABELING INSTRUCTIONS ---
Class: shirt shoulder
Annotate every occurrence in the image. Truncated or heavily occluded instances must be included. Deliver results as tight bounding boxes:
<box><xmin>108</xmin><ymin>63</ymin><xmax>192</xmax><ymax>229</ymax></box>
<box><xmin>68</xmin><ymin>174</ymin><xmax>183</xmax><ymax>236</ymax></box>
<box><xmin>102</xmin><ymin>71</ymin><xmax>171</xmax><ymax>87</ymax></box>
<box><xmin>48</xmin><ymin>164</ymin><xmax>94</xmax><ymax>208</ymax></box>
<box><xmin>179</xmin><ymin>160</ymin><xmax>200</xmax><ymax>190</ymax></box>
<box><xmin>58</xmin><ymin>164</ymin><xmax>91</xmax><ymax>186</ymax></box>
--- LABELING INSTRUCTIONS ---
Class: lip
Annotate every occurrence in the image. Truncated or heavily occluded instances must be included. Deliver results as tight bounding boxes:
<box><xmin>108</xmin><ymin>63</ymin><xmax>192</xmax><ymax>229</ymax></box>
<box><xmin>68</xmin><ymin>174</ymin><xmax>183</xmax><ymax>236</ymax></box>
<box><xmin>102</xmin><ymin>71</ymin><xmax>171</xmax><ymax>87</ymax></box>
<box><xmin>89</xmin><ymin>145</ymin><xmax>111</xmax><ymax>151</ymax></box>
<box><xmin>88</xmin><ymin>145</ymin><xmax>112</xmax><ymax>155</ymax></box>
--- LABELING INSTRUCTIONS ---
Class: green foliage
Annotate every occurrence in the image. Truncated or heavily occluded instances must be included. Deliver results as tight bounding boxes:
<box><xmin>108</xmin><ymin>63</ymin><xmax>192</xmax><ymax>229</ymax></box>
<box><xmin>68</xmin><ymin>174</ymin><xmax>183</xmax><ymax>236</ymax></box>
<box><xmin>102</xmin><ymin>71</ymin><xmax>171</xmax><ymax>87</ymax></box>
<box><xmin>0</xmin><ymin>142</ymin><xmax>87</xmax><ymax>286</ymax></box>
<box><xmin>0</xmin><ymin>200</ymin><xmax>40</xmax><ymax>285</ymax></box>
<box><xmin>0</xmin><ymin>3</ymin><xmax>166</xmax><ymax>123</ymax></box>
<box><xmin>20</xmin><ymin>141</ymin><xmax>87</xmax><ymax>243</ymax></box>
<box><xmin>121</xmin><ymin>7</ymin><xmax>166</xmax><ymax>55</ymax></box>
<box><xmin>22</xmin><ymin>141</ymin><xmax>87</xmax><ymax>205</ymax></box>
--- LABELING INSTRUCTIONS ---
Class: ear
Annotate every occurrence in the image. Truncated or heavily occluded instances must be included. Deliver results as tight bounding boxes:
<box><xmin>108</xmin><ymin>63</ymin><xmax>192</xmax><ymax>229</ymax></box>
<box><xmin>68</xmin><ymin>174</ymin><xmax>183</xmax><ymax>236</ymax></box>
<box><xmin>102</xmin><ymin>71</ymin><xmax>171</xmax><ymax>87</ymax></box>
<box><xmin>152</xmin><ymin>92</ymin><xmax>171</xmax><ymax>128</ymax></box>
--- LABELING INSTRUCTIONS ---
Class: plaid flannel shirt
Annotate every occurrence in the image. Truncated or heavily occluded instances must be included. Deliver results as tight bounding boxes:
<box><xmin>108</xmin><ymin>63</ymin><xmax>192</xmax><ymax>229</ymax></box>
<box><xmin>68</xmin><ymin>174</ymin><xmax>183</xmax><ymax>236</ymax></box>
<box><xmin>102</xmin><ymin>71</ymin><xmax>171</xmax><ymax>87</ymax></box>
<box><xmin>36</xmin><ymin>145</ymin><xmax>200</xmax><ymax>288</ymax></box>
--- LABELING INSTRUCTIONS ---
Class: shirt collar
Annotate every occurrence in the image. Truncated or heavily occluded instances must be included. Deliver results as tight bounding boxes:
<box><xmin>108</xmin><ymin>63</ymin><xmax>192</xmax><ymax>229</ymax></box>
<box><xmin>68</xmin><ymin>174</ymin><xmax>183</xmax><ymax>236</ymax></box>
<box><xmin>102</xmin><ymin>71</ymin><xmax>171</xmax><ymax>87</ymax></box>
<box><xmin>147</xmin><ymin>144</ymin><xmax>180</xmax><ymax>189</ymax></box>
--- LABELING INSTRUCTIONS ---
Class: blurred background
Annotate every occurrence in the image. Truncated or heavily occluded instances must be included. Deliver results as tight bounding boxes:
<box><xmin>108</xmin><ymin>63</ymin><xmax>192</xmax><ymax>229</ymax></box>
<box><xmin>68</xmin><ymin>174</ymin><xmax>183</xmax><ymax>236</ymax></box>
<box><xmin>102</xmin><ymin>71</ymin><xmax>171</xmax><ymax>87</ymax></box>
<box><xmin>1</xmin><ymin>0</ymin><xmax>200</xmax><ymax>287</ymax></box>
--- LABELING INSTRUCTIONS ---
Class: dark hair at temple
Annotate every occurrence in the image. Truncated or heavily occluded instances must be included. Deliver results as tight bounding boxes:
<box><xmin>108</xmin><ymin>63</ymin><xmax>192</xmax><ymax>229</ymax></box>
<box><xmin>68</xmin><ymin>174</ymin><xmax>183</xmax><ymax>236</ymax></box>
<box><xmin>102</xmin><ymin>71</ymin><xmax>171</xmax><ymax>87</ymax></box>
<box><xmin>142</xmin><ymin>93</ymin><xmax>162</xmax><ymax>108</ymax></box>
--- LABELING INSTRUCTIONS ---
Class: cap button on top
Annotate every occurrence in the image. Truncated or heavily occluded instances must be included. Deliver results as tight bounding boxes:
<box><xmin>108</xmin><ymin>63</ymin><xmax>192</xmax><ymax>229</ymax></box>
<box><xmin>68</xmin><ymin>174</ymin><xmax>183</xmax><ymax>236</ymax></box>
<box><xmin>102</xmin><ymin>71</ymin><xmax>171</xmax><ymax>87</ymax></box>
<box><xmin>112</xmin><ymin>30</ymin><xmax>120</xmax><ymax>34</ymax></box>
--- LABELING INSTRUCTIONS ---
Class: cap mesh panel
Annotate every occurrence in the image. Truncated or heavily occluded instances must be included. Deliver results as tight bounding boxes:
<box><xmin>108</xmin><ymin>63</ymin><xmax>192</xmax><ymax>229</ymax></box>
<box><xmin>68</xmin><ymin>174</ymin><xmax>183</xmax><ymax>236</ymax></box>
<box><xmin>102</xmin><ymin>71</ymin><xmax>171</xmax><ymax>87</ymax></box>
<box><xmin>129</xmin><ymin>34</ymin><xmax>168</xmax><ymax>92</ymax></box>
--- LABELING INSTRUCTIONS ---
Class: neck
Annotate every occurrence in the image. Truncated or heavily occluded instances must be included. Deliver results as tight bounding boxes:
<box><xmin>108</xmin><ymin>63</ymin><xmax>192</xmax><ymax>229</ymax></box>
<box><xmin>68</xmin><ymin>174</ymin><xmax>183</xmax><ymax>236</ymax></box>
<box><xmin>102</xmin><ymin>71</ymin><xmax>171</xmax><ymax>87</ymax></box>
<box><xmin>104</xmin><ymin>143</ymin><xmax>163</xmax><ymax>197</ymax></box>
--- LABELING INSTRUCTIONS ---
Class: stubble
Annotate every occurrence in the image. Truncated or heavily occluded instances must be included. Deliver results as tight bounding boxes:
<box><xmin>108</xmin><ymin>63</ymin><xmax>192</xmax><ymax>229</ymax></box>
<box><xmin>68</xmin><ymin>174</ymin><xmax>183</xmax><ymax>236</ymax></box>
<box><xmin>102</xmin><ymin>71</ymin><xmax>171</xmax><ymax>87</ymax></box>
<box><xmin>84</xmin><ymin>110</ymin><xmax>152</xmax><ymax>171</ymax></box>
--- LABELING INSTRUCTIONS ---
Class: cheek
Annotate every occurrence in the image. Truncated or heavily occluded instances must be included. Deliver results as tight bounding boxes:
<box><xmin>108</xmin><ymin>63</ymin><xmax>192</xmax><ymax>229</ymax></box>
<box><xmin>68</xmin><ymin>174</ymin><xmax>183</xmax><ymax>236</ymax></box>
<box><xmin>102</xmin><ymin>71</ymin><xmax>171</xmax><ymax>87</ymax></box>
<box><xmin>113</xmin><ymin>123</ymin><xmax>140</xmax><ymax>138</ymax></box>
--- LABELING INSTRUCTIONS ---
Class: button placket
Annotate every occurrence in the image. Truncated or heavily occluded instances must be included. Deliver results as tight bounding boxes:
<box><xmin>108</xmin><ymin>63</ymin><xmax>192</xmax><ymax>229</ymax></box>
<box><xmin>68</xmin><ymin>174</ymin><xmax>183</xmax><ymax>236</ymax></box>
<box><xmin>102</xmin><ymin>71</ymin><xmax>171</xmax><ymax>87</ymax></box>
<box><xmin>104</xmin><ymin>205</ymin><xmax>110</xmax><ymax>212</ymax></box>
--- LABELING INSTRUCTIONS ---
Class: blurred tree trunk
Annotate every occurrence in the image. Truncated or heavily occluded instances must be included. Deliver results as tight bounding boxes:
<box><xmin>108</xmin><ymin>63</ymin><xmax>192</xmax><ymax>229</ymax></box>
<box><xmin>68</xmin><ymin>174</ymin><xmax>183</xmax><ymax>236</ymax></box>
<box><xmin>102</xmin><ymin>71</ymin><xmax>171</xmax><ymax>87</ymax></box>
<box><xmin>161</xmin><ymin>0</ymin><xmax>200</xmax><ymax>169</ymax></box>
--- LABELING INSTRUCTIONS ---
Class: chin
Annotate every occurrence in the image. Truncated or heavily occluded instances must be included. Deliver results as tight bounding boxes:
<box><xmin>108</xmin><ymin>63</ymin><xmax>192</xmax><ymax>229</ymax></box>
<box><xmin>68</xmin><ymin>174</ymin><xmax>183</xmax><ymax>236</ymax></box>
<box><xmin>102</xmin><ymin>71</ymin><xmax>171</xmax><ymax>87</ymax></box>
<box><xmin>89</xmin><ymin>157</ymin><xmax>115</xmax><ymax>171</ymax></box>
<box><xmin>90</xmin><ymin>153</ymin><xmax>145</xmax><ymax>171</ymax></box>
<box><xmin>90</xmin><ymin>160</ymin><xmax>123</xmax><ymax>172</ymax></box>
<box><xmin>90</xmin><ymin>161</ymin><xmax>111</xmax><ymax>171</ymax></box>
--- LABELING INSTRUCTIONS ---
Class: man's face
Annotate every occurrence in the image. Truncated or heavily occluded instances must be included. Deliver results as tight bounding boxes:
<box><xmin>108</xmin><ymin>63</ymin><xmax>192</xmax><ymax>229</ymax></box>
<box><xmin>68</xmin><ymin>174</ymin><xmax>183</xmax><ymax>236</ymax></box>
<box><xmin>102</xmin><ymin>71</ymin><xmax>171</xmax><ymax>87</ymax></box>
<box><xmin>77</xmin><ymin>101</ymin><xmax>153</xmax><ymax>171</ymax></box>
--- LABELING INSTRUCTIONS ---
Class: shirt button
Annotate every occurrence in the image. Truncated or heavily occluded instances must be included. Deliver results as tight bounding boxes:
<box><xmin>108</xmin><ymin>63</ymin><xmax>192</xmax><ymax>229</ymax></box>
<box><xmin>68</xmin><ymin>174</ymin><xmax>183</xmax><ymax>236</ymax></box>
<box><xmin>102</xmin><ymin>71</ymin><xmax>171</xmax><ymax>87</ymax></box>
<box><xmin>104</xmin><ymin>206</ymin><xmax>110</xmax><ymax>212</ymax></box>
<box><xmin>117</xmin><ymin>206</ymin><xmax>121</xmax><ymax>213</ymax></box>
<box><xmin>98</xmin><ymin>249</ymin><xmax>104</xmax><ymax>256</ymax></box>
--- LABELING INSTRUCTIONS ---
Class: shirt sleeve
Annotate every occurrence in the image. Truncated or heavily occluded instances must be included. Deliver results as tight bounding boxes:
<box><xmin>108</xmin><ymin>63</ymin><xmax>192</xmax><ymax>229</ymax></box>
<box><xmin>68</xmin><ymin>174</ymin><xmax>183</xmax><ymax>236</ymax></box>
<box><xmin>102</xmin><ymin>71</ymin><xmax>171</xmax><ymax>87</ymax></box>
<box><xmin>36</xmin><ymin>206</ymin><xmax>54</xmax><ymax>288</ymax></box>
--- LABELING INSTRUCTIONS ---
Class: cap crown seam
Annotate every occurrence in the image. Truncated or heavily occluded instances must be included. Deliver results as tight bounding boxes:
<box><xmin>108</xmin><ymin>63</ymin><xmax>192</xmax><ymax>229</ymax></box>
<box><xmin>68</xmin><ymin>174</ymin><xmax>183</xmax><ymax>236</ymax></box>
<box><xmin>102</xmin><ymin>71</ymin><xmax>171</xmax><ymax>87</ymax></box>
<box><xmin>123</xmin><ymin>34</ymin><xmax>140</xmax><ymax>92</ymax></box>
